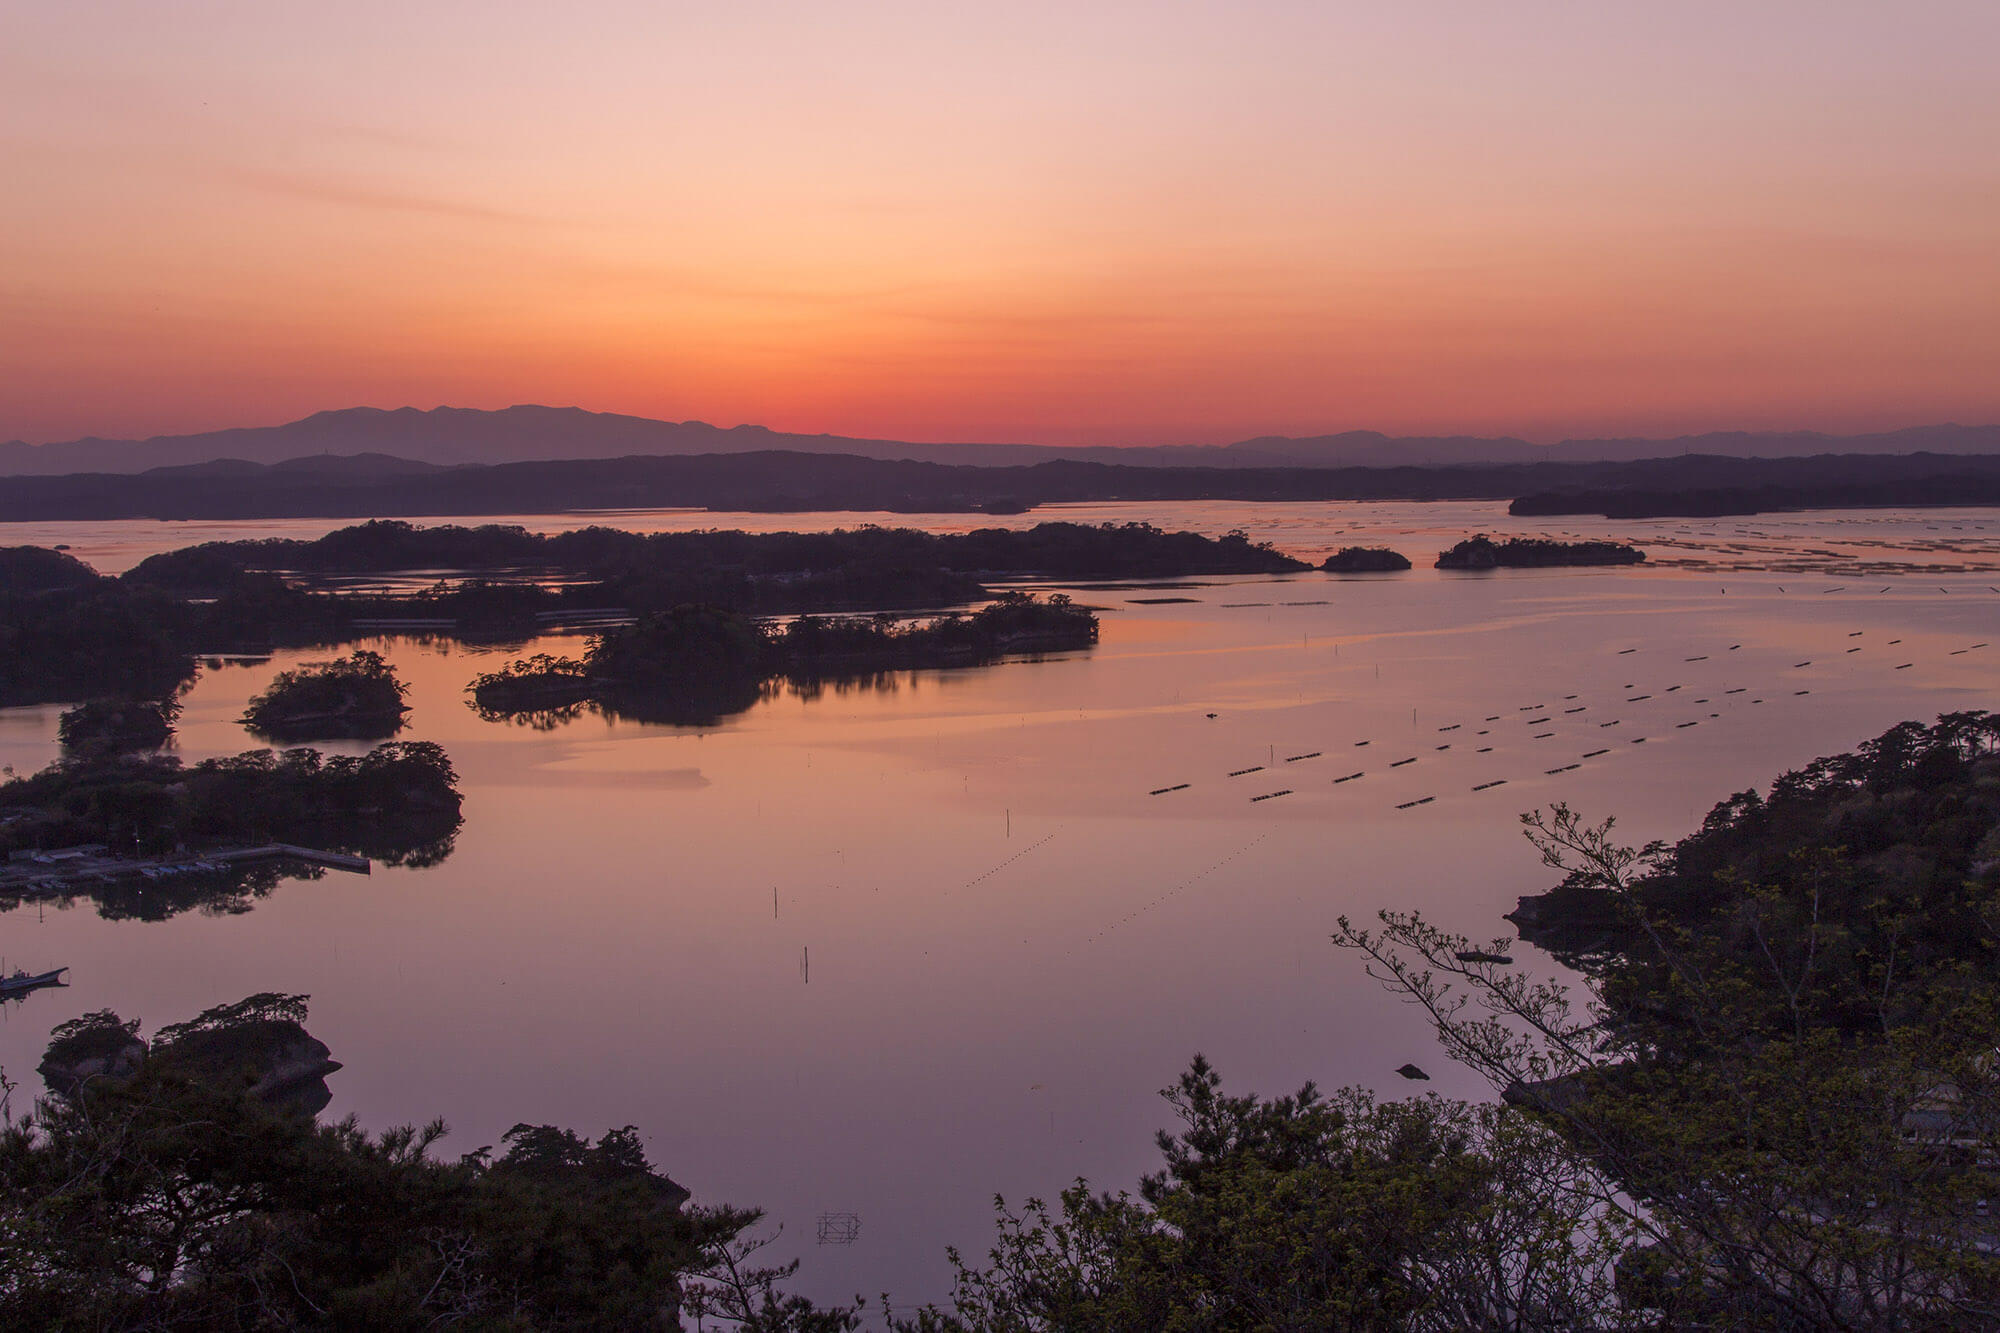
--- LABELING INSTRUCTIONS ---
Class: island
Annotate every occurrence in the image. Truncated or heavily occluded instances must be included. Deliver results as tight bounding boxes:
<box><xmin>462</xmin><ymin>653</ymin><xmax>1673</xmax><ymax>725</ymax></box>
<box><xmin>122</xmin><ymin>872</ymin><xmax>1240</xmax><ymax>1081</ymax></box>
<box><xmin>40</xmin><ymin>993</ymin><xmax>342</xmax><ymax>1114</ymax></box>
<box><xmin>1320</xmin><ymin>546</ymin><xmax>1412</xmax><ymax>573</ymax></box>
<box><xmin>57</xmin><ymin>698</ymin><xmax>178</xmax><ymax>755</ymax></box>
<box><xmin>0</xmin><ymin>741</ymin><xmax>464</xmax><ymax>918</ymax></box>
<box><xmin>0</xmin><ymin>519</ymin><xmax>1303</xmax><ymax>708</ymax></box>
<box><xmin>241</xmin><ymin>649</ymin><xmax>409</xmax><ymax>741</ymax></box>
<box><xmin>470</xmin><ymin>591</ymin><xmax>1098</xmax><ymax>727</ymax></box>
<box><xmin>1434</xmin><ymin>535</ymin><xmax>1645</xmax><ymax>570</ymax></box>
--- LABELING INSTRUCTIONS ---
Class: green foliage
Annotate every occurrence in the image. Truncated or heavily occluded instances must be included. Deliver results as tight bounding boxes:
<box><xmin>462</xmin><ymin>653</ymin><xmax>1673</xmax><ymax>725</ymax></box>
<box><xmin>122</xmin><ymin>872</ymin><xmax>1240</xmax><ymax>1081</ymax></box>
<box><xmin>900</xmin><ymin>1058</ymin><xmax>1618</xmax><ymax>1332</ymax></box>
<box><xmin>1517</xmin><ymin>711</ymin><xmax>2000</xmax><ymax>1043</ymax></box>
<box><xmin>1335</xmin><ymin>715</ymin><xmax>2000</xmax><ymax>1327</ymax></box>
<box><xmin>2</xmin><ymin>998</ymin><xmax>860</xmax><ymax>1330</ymax></box>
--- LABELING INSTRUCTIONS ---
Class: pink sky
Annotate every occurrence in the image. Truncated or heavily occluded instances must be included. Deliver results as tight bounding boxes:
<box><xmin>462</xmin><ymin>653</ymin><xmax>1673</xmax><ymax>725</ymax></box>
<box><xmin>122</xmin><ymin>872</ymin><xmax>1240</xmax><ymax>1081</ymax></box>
<box><xmin>5</xmin><ymin>2</ymin><xmax>1998</xmax><ymax>446</ymax></box>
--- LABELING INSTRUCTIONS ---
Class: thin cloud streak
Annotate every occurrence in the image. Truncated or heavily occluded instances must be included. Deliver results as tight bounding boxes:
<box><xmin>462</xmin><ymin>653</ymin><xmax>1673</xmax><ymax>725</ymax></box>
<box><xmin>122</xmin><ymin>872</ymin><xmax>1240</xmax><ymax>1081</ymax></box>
<box><xmin>216</xmin><ymin>167</ymin><xmax>549</xmax><ymax>226</ymax></box>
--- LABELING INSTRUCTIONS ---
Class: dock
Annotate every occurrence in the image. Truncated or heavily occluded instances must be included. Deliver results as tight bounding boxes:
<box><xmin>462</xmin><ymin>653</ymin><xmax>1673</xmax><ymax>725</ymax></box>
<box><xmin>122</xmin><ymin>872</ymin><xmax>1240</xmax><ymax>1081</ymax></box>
<box><xmin>0</xmin><ymin>842</ymin><xmax>370</xmax><ymax>894</ymax></box>
<box><xmin>214</xmin><ymin>844</ymin><xmax>372</xmax><ymax>873</ymax></box>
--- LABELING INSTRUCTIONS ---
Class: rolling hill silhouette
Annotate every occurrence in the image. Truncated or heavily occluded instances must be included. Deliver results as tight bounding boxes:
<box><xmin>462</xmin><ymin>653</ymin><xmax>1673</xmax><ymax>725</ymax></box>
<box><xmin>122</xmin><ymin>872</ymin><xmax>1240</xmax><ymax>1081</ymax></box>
<box><xmin>4</xmin><ymin>405</ymin><xmax>1997</xmax><ymax>476</ymax></box>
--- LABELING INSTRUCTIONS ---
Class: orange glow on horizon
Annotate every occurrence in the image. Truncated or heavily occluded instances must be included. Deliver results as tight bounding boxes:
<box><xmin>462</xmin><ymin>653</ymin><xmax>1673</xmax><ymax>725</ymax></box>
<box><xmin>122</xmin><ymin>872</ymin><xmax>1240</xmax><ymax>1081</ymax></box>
<box><xmin>5</xmin><ymin>3</ymin><xmax>1999</xmax><ymax>447</ymax></box>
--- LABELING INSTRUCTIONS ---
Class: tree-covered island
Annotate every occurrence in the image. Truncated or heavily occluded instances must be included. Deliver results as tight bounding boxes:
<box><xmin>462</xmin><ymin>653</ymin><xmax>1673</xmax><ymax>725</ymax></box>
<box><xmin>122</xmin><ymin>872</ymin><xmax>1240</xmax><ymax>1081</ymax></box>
<box><xmin>0</xmin><ymin>742</ymin><xmax>464</xmax><ymax>918</ymax></box>
<box><xmin>241</xmin><ymin>649</ymin><xmax>410</xmax><ymax>741</ymax></box>
<box><xmin>1321</xmin><ymin>546</ymin><xmax>1413</xmax><ymax>572</ymax></box>
<box><xmin>470</xmin><ymin>592</ymin><xmax>1098</xmax><ymax>726</ymax></box>
<box><xmin>1435</xmin><ymin>535</ymin><xmax>1646</xmax><ymax>569</ymax></box>
<box><xmin>0</xmin><ymin>521</ymin><xmax>1302</xmax><ymax>708</ymax></box>
<box><xmin>56</xmin><ymin>697</ymin><xmax>180</xmax><ymax>756</ymax></box>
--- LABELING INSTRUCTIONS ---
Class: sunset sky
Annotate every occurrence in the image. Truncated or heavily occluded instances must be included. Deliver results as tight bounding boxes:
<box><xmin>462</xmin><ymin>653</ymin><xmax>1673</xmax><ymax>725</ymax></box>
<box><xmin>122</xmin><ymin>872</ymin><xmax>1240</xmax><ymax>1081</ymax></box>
<box><xmin>5</xmin><ymin>2</ymin><xmax>1998</xmax><ymax>447</ymax></box>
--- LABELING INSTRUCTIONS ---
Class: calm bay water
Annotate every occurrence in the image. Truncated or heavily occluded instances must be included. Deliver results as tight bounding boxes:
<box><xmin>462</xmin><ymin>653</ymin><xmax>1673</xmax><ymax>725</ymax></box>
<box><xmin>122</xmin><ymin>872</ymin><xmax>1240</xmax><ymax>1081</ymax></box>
<box><xmin>2</xmin><ymin>500</ymin><xmax>1997</xmax><ymax>1312</ymax></box>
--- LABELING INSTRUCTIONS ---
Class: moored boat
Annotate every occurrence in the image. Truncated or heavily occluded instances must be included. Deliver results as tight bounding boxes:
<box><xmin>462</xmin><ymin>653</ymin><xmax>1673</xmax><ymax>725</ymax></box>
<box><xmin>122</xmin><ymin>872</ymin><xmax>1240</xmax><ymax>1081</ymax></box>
<box><xmin>0</xmin><ymin>966</ymin><xmax>68</xmax><ymax>996</ymax></box>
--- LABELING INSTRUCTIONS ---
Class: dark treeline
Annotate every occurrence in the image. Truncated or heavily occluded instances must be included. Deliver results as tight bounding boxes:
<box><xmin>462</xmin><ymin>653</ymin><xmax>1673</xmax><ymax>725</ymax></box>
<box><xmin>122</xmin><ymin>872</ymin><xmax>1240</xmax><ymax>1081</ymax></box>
<box><xmin>470</xmin><ymin>593</ymin><xmax>1098</xmax><ymax>727</ymax></box>
<box><xmin>1435</xmin><ymin>536</ymin><xmax>1645</xmax><ymax>569</ymax></box>
<box><xmin>123</xmin><ymin>518</ymin><xmax>1307</xmax><ymax>587</ymax></box>
<box><xmin>0</xmin><ymin>520</ymin><xmax>1294</xmax><ymax>705</ymax></box>
<box><xmin>5</xmin><ymin>450</ymin><xmax>1529</xmax><ymax>519</ymax></box>
<box><xmin>1513</xmin><ymin>474</ymin><xmax>2000</xmax><ymax>517</ymax></box>
<box><xmin>4</xmin><ymin>446</ymin><xmax>1999</xmax><ymax>521</ymax></box>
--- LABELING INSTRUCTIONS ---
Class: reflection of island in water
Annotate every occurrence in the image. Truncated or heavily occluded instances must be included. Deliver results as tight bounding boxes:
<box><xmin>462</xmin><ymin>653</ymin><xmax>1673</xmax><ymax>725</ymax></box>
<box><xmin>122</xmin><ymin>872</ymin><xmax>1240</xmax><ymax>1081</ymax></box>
<box><xmin>470</xmin><ymin>670</ymin><xmax>918</xmax><ymax>731</ymax></box>
<box><xmin>469</xmin><ymin>593</ymin><xmax>1098</xmax><ymax>729</ymax></box>
<box><xmin>6</xmin><ymin>858</ymin><xmax>330</xmax><ymax>923</ymax></box>
<box><xmin>0</xmin><ymin>743</ymin><xmax>463</xmax><ymax>920</ymax></box>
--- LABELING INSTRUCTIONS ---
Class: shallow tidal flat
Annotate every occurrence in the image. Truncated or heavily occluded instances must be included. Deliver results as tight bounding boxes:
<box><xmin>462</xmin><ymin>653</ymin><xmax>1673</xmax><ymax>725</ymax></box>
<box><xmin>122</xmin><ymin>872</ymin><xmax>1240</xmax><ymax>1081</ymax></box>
<box><xmin>0</xmin><ymin>500</ymin><xmax>1996</xmax><ymax>1307</ymax></box>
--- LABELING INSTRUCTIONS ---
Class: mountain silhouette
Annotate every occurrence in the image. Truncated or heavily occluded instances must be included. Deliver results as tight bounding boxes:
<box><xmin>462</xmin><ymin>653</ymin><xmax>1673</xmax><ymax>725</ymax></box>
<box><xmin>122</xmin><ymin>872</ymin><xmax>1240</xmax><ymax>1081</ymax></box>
<box><xmin>2</xmin><ymin>405</ymin><xmax>1996</xmax><ymax>476</ymax></box>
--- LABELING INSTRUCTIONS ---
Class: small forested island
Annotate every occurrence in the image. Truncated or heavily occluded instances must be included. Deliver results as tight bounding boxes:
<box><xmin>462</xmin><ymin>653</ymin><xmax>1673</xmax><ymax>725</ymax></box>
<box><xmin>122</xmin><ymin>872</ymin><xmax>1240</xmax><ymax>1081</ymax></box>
<box><xmin>0</xmin><ymin>520</ymin><xmax>1299</xmax><ymax>707</ymax></box>
<box><xmin>0</xmin><ymin>741</ymin><xmax>463</xmax><ymax>913</ymax></box>
<box><xmin>1320</xmin><ymin>546</ymin><xmax>1412</xmax><ymax>572</ymax></box>
<box><xmin>1434</xmin><ymin>534</ymin><xmax>1645</xmax><ymax>569</ymax></box>
<box><xmin>471</xmin><ymin>591</ymin><xmax>1097</xmax><ymax>726</ymax></box>
<box><xmin>241</xmin><ymin>648</ymin><xmax>409</xmax><ymax>741</ymax></box>
<box><xmin>4</xmin><ymin>994</ymin><xmax>856</xmax><ymax>1329</ymax></box>
<box><xmin>40</xmin><ymin>993</ymin><xmax>342</xmax><ymax>1113</ymax></box>
<box><xmin>56</xmin><ymin>697</ymin><xmax>178</xmax><ymax>755</ymax></box>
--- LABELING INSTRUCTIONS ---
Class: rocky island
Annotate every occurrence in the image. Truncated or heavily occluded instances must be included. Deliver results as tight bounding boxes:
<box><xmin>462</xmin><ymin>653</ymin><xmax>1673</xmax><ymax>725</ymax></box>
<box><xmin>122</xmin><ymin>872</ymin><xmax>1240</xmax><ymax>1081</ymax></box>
<box><xmin>40</xmin><ymin>993</ymin><xmax>343</xmax><ymax>1114</ymax></box>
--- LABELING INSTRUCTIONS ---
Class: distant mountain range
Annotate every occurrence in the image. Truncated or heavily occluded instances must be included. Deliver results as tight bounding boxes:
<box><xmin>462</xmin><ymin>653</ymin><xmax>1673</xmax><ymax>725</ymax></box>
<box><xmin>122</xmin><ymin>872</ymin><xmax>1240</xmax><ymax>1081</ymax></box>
<box><xmin>7</xmin><ymin>447</ymin><xmax>2000</xmax><ymax>524</ymax></box>
<box><xmin>3</xmin><ymin>405</ymin><xmax>1998</xmax><ymax>476</ymax></box>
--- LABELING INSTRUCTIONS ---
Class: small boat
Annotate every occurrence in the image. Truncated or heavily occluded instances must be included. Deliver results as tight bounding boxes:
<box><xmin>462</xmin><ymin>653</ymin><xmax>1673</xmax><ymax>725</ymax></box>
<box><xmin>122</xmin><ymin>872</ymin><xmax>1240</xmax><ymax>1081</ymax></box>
<box><xmin>0</xmin><ymin>966</ymin><xmax>68</xmax><ymax>997</ymax></box>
